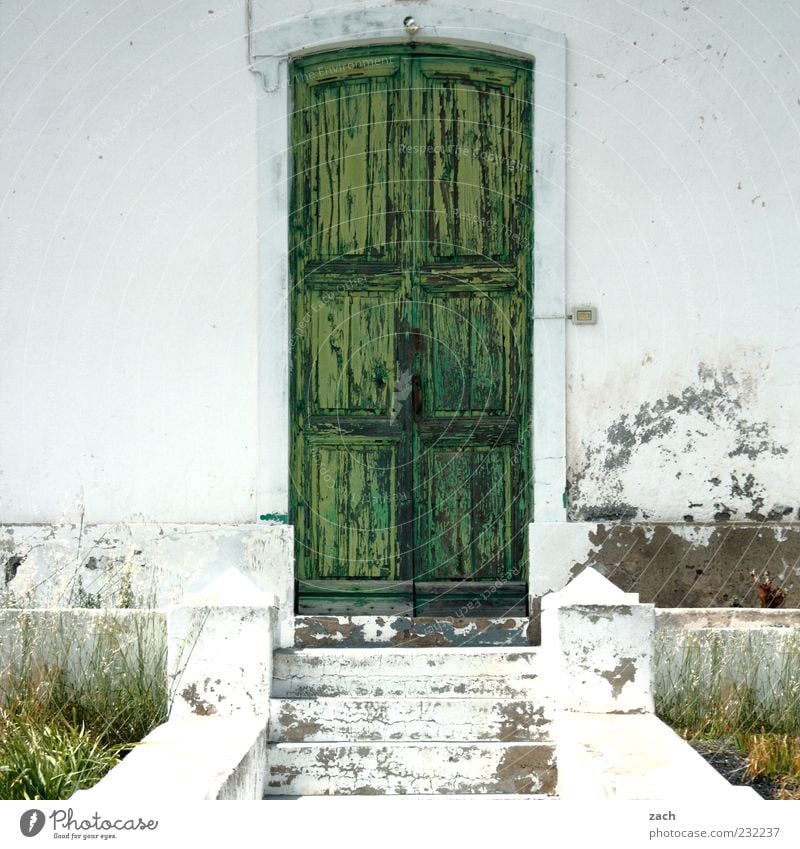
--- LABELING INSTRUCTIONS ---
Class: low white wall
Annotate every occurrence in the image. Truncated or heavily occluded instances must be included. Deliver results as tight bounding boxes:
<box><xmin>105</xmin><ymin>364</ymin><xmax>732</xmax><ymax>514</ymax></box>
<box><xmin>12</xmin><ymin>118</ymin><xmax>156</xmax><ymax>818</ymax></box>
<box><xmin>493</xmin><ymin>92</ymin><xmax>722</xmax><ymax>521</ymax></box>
<box><xmin>0</xmin><ymin>520</ymin><xmax>294</xmax><ymax>643</ymax></box>
<box><xmin>2</xmin><ymin>591</ymin><xmax>277</xmax><ymax>801</ymax></box>
<box><xmin>71</xmin><ymin>717</ymin><xmax>269</xmax><ymax>801</ymax></box>
<box><xmin>654</xmin><ymin>609</ymin><xmax>800</xmax><ymax>713</ymax></box>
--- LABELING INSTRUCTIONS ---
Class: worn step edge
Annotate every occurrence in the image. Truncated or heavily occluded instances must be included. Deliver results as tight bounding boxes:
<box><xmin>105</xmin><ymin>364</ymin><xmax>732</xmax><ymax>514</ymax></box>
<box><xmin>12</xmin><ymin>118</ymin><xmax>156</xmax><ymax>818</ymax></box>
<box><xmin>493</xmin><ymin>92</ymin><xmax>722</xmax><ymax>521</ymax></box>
<box><xmin>264</xmin><ymin>794</ymin><xmax>555</xmax><ymax>800</ymax></box>
<box><xmin>265</xmin><ymin>741</ymin><xmax>557</xmax><ymax>796</ymax></box>
<box><xmin>271</xmin><ymin>677</ymin><xmax>546</xmax><ymax>699</ymax></box>
<box><xmin>294</xmin><ymin>615</ymin><xmax>535</xmax><ymax>648</ymax></box>
<box><xmin>272</xmin><ymin>647</ymin><xmax>546</xmax><ymax>697</ymax></box>
<box><xmin>275</xmin><ymin>646</ymin><xmax>541</xmax><ymax>657</ymax></box>
<box><xmin>269</xmin><ymin>697</ymin><xmax>553</xmax><ymax>742</ymax></box>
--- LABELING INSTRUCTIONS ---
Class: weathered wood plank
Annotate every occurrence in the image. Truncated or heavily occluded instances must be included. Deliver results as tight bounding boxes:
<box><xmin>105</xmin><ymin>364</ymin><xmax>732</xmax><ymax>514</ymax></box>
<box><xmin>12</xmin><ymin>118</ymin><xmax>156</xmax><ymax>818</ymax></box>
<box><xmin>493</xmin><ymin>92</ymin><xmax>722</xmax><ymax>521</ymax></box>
<box><xmin>472</xmin><ymin>448</ymin><xmax>510</xmax><ymax>579</ymax></box>
<box><xmin>427</xmin><ymin>450</ymin><xmax>472</xmax><ymax>580</ymax></box>
<box><xmin>415</xmin><ymin>580</ymin><xmax>528</xmax><ymax>617</ymax></box>
<box><xmin>470</xmin><ymin>294</ymin><xmax>508</xmax><ymax>413</ymax></box>
<box><xmin>418</xmin><ymin>266</ymin><xmax>517</xmax><ymax>291</ymax></box>
<box><xmin>298</xmin><ymin>579</ymin><xmax>413</xmax><ymax>595</ymax></box>
<box><xmin>312</xmin><ymin>291</ymin><xmax>349</xmax><ymax>411</ymax></box>
<box><xmin>296</xmin><ymin>579</ymin><xmax>413</xmax><ymax>616</ymax></box>
<box><xmin>416</xmin><ymin>417</ymin><xmax>519</xmax><ymax>440</ymax></box>
<box><xmin>430</xmin><ymin>294</ymin><xmax>470</xmax><ymax>412</ymax></box>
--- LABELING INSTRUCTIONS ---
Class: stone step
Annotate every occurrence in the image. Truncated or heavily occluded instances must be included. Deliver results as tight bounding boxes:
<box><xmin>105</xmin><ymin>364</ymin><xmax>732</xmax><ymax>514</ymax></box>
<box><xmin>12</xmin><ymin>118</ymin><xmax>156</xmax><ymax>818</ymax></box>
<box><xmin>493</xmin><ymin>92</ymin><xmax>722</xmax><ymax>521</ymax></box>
<box><xmin>294</xmin><ymin>615</ymin><xmax>536</xmax><ymax>648</ymax></box>
<box><xmin>269</xmin><ymin>697</ymin><xmax>553</xmax><ymax>743</ymax></box>
<box><xmin>265</xmin><ymin>741</ymin><xmax>557</xmax><ymax>796</ymax></box>
<box><xmin>272</xmin><ymin>647</ymin><xmax>546</xmax><ymax>699</ymax></box>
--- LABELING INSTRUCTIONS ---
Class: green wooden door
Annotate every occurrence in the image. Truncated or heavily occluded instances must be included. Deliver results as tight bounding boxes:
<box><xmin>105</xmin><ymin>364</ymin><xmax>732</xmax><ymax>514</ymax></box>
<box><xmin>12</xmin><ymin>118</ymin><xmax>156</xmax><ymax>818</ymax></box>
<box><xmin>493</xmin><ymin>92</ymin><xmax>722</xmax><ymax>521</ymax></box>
<box><xmin>290</xmin><ymin>46</ymin><xmax>532</xmax><ymax>616</ymax></box>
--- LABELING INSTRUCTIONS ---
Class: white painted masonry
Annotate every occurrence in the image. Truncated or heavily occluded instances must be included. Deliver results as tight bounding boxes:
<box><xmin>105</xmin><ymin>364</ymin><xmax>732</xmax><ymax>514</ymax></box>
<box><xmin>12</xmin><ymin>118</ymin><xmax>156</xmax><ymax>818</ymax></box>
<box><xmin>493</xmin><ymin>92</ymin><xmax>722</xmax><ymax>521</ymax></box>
<box><xmin>542</xmin><ymin>567</ymin><xmax>655</xmax><ymax>713</ymax></box>
<box><xmin>167</xmin><ymin>568</ymin><xmax>276</xmax><ymax>718</ymax></box>
<box><xmin>3</xmin><ymin>0</ymin><xmax>800</xmax><ymax>601</ymax></box>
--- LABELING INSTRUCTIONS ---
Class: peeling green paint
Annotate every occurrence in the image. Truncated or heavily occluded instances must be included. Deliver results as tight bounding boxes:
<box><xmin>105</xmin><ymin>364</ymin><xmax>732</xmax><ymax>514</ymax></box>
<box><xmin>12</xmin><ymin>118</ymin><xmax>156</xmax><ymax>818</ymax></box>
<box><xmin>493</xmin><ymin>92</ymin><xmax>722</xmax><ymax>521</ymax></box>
<box><xmin>290</xmin><ymin>45</ymin><xmax>532</xmax><ymax>613</ymax></box>
<box><xmin>289</xmin><ymin>45</ymin><xmax>533</xmax><ymax>613</ymax></box>
<box><xmin>259</xmin><ymin>513</ymin><xmax>289</xmax><ymax>523</ymax></box>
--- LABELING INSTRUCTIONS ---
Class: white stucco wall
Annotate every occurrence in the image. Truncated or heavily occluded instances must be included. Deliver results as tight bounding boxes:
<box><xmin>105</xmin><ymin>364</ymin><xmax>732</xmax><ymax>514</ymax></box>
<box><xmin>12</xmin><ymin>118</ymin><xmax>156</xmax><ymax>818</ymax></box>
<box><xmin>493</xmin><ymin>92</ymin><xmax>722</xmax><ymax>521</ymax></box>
<box><xmin>2</xmin><ymin>0</ymin><xmax>799</xmax><ymax>526</ymax></box>
<box><xmin>0</xmin><ymin>0</ymin><xmax>259</xmax><ymax>523</ymax></box>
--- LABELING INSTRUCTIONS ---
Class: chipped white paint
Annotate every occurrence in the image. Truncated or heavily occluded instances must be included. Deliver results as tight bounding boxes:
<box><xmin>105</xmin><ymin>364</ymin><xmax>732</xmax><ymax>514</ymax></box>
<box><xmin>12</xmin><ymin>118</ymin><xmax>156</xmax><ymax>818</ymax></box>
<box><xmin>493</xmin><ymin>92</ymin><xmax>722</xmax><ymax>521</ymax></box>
<box><xmin>167</xmin><ymin>569</ymin><xmax>276</xmax><ymax>718</ymax></box>
<box><xmin>272</xmin><ymin>647</ymin><xmax>548</xmax><ymax>700</ymax></box>
<box><xmin>0</xmin><ymin>520</ymin><xmax>295</xmax><ymax>645</ymax></box>
<box><xmin>673</xmin><ymin>523</ymin><xmax>719</xmax><ymax>548</ymax></box>
<box><xmin>547</xmin><ymin>561</ymin><xmax>638</xmax><ymax>605</ymax></box>
<box><xmin>266</xmin><ymin>741</ymin><xmax>556</xmax><ymax>796</ymax></box>
<box><xmin>294</xmin><ymin>615</ymin><xmax>532</xmax><ymax>647</ymax></box>
<box><xmin>542</xmin><ymin>568</ymin><xmax>655</xmax><ymax>713</ymax></box>
<box><xmin>270</xmin><ymin>697</ymin><xmax>552</xmax><ymax>743</ymax></box>
<box><xmin>528</xmin><ymin>521</ymin><xmax>603</xmax><ymax>598</ymax></box>
<box><xmin>569</xmin><ymin>362</ymin><xmax>799</xmax><ymax>523</ymax></box>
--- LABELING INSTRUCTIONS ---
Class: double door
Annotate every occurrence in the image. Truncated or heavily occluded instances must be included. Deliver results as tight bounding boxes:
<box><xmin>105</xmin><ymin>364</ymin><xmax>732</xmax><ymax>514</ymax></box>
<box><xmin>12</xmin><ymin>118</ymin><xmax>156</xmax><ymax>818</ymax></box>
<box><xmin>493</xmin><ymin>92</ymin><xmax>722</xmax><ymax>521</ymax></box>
<box><xmin>289</xmin><ymin>45</ymin><xmax>532</xmax><ymax>615</ymax></box>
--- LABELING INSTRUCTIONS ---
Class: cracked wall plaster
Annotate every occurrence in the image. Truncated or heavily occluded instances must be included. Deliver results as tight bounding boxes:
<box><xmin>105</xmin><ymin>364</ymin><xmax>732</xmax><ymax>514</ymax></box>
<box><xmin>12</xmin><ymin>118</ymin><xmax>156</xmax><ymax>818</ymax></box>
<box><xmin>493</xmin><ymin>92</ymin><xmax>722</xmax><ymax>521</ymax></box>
<box><xmin>568</xmin><ymin>365</ymin><xmax>792</xmax><ymax>524</ymax></box>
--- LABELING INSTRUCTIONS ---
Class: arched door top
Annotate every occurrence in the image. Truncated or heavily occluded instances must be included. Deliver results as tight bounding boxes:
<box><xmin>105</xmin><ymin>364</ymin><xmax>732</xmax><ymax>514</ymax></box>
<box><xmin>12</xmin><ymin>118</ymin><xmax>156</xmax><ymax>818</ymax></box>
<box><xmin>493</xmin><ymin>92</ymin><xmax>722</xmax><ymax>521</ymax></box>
<box><xmin>251</xmin><ymin>2</ymin><xmax>567</xmax><ymax>527</ymax></box>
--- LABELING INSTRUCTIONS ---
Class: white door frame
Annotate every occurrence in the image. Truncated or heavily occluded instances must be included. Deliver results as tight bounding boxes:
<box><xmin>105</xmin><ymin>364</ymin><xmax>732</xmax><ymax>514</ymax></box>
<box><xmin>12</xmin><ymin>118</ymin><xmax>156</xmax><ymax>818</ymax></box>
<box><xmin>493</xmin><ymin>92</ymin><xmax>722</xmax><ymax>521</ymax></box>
<box><xmin>250</xmin><ymin>1</ymin><xmax>567</xmax><ymax>529</ymax></box>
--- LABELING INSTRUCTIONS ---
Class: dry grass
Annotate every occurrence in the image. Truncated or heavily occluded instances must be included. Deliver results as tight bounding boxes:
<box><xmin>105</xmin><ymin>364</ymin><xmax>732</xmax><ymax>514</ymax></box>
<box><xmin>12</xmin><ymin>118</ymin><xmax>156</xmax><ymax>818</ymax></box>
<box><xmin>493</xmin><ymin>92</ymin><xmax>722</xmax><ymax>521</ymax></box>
<box><xmin>744</xmin><ymin>733</ymin><xmax>800</xmax><ymax>792</ymax></box>
<box><xmin>0</xmin><ymin>612</ymin><xmax>167</xmax><ymax>800</ymax></box>
<box><xmin>655</xmin><ymin>628</ymin><xmax>800</xmax><ymax>796</ymax></box>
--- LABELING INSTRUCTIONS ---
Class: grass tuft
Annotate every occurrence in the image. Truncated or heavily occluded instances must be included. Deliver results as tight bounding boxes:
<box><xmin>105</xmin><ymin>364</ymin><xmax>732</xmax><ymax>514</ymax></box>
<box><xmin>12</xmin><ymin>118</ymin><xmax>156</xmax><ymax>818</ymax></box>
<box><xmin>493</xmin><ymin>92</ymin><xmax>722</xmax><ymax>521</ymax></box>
<box><xmin>655</xmin><ymin>627</ymin><xmax>800</xmax><ymax>794</ymax></box>
<box><xmin>0</xmin><ymin>611</ymin><xmax>167</xmax><ymax>800</ymax></box>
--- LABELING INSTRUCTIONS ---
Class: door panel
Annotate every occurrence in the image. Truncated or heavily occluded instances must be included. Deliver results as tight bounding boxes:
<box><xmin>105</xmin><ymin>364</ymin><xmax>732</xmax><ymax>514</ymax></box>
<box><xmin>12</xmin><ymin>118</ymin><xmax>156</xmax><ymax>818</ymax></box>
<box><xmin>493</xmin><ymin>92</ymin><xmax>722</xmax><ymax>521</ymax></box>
<box><xmin>290</xmin><ymin>46</ymin><xmax>531</xmax><ymax>615</ymax></box>
<box><xmin>417</xmin><ymin>443</ymin><xmax>515</xmax><ymax>581</ymax></box>
<box><xmin>415</xmin><ymin>58</ymin><xmax>529</xmax><ymax>264</ymax></box>
<box><xmin>424</xmin><ymin>291</ymin><xmax>513</xmax><ymax>415</ymax></box>
<box><xmin>411</xmin><ymin>54</ymin><xmax>531</xmax><ymax>609</ymax></box>
<box><xmin>308</xmin><ymin>289</ymin><xmax>398</xmax><ymax>414</ymax></box>
<box><xmin>298</xmin><ymin>59</ymin><xmax>405</xmax><ymax>262</ymax></box>
<box><xmin>308</xmin><ymin>441</ymin><xmax>400</xmax><ymax>578</ymax></box>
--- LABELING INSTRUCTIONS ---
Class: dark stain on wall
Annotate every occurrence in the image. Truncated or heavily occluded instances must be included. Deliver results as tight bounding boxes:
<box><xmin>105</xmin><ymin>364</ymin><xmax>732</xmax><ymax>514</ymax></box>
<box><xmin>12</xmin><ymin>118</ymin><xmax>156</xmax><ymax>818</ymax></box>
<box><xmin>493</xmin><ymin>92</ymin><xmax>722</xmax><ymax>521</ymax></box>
<box><xmin>585</xmin><ymin>523</ymin><xmax>800</xmax><ymax>608</ymax></box>
<box><xmin>569</xmin><ymin>366</ymin><xmax>789</xmax><ymax>522</ymax></box>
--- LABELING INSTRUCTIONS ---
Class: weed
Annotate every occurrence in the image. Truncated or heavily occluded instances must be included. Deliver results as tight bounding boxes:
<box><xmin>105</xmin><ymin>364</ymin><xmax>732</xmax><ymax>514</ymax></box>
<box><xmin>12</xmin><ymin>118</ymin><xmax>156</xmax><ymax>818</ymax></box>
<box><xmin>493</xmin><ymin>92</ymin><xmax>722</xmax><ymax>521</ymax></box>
<box><xmin>0</xmin><ymin>610</ymin><xmax>168</xmax><ymax>799</ymax></box>
<box><xmin>655</xmin><ymin>627</ymin><xmax>800</xmax><ymax>795</ymax></box>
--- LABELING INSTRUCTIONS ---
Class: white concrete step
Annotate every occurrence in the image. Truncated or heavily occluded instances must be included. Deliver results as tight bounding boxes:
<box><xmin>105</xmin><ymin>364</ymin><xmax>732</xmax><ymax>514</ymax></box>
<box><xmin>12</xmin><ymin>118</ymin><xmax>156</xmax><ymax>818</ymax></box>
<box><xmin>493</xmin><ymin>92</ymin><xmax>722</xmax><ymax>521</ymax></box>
<box><xmin>269</xmin><ymin>697</ymin><xmax>552</xmax><ymax>743</ymax></box>
<box><xmin>271</xmin><ymin>647</ymin><xmax>546</xmax><ymax>698</ymax></box>
<box><xmin>265</xmin><ymin>741</ymin><xmax>557</xmax><ymax>796</ymax></box>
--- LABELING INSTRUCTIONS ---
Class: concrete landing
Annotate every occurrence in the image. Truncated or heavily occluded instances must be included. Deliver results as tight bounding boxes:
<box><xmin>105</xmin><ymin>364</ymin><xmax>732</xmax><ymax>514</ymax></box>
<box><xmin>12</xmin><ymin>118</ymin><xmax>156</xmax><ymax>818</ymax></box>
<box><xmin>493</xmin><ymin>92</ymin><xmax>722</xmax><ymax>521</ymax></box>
<box><xmin>294</xmin><ymin>615</ymin><xmax>537</xmax><ymax>648</ymax></box>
